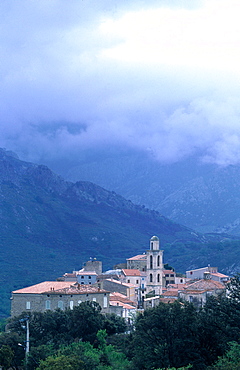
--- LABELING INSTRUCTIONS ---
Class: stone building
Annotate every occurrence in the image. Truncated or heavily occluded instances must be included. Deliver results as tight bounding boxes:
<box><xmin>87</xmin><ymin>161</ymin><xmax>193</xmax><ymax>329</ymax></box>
<box><xmin>11</xmin><ymin>281</ymin><xmax>110</xmax><ymax>317</ymax></box>
<box><xmin>126</xmin><ymin>254</ymin><xmax>147</xmax><ymax>271</ymax></box>
<box><xmin>178</xmin><ymin>278</ymin><xmax>226</xmax><ymax>308</ymax></box>
<box><xmin>146</xmin><ymin>236</ymin><xmax>164</xmax><ymax>295</ymax></box>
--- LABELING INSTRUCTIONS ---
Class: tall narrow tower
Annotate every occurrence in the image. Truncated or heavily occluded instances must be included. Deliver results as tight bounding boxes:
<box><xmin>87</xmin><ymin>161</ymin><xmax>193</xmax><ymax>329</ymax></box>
<box><xmin>146</xmin><ymin>236</ymin><xmax>163</xmax><ymax>295</ymax></box>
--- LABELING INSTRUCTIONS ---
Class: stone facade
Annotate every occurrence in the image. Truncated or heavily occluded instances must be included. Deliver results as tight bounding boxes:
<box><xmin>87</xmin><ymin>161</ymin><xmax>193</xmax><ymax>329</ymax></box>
<box><xmin>146</xmin><ymin>236</ymin><xmax>164</xmax><ymax>295</ymax></box>
<box><xmin>126</xmin><ymin>254</ymin><xmax>147</xmax><ymax>271</ymax></box>
<box><xmin>11</xmin><ymin>281</ymin><xmax>109</xmax><ymax>317</ymax></box>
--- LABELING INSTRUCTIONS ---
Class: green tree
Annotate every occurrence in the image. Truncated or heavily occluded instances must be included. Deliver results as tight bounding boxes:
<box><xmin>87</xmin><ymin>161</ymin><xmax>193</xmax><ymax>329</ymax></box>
<box><xmin>103</xmin><ymin>313</ymin><xmax>127</xmax><ymax>335</ymax></box>
<box><xmin>131</xmin><ymin>301</ymin><xmax>201</xmax><ymax>370</ymax></box>
<box><xmin>0</xmin><ymin>344</ymin><xmax>14</xmax><ymax>369</ymax></box>
<box><xmin>209</xmin><ymin>342</ymin><xmax>240</xmax><ymax>369</ymax></box>
<box><xmin>37</xmin><ymin>354</ymin><xmax>83</xmax><ymax>370</ymax></box>
<box><xmin>69</xmin><ymin>301</ymin><xmax>104</xmax><ymax>343</ymax></box>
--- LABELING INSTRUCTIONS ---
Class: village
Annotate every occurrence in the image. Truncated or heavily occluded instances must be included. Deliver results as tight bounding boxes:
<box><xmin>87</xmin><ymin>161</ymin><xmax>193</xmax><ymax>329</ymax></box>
<box><xmin>10</xmin><ymin>236</ymin><xmax>230</xmax><ymax>322</ymax></box>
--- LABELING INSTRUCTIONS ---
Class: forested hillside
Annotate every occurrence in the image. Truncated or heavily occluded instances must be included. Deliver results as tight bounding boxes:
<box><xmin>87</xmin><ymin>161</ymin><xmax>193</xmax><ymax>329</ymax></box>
<box><xmin>0</xmin><ymin>148</ymin><xmax>240</xmax><ymax>317</ymax></box>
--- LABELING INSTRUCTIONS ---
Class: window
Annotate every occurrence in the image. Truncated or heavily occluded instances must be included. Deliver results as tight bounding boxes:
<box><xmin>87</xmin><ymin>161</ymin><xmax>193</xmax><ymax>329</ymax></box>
<box><xmin>58</xmin><ymin>301</ymin><xmax>63</xmax><ymax>310</ymax></box>
<box><xmin>26</xmin><ymin>301</ymin><xmax>31</xmax><ymax>310</ymax></box>
<box><xmin>157</xmin><ymin>255</ymin><xmax>160</xmax><ymax>267</ymax></box>
<box><xmin>103</xmin><ymin>296</ymin><xmax>108</xmax><ymax>308</ymax></box>
<box><xmin>136</xmin><ymin>279</ymin><xmax>139</xmax><ymax>284</ymax></box>
<box><xmin>45</xmin><ymin>300</ymin><xmax>51</xmax><ymax>310</ymax></box>
<box><xmin>157</xmin><ymin>274</ymin><xmax>160</xmax><ymax>283</ymax></box>
<box><xmin>127</xmin><ymin>279</ymin><xmax>130</xmax><ymax>283</ymax></box>
<box><xmin>81</xmin><ymin>276</ymin><xmax>84</xmax><ymax>279</ymax></box>
<box><xmin>150</xmin><ymin>241</ymin><xmax>153</xmax><ymax>250</ymax></box>
<box><xmin>88</xmin><ymin>276</ymin><xmax>91</xmax><ymax>279</ymax></box>
<box><xmin>150</xmin><ymin>255</ymin><xmax>153</xmax><ymax>269</ymax></box>
<box><xmin>69</xmin><ymin>301</ymin><xmax>74</xmax><ymax>310</ymax></box>
<box><xmin>150</xmin><ymin>273</ymin><xmax>153</xmax><ymax>283</ymax></box>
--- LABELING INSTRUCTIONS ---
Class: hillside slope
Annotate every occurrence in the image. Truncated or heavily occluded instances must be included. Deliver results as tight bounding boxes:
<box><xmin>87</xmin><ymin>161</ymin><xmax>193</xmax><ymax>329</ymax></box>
<box><xmin>0</xmin><ymin>148</ymin><xmax>240</xmax><ymax>317</ymax></box>
<box><xmin>60</xmin><ymin>150</ymin><xmax>240</xmax><ymax>235</ymax></box>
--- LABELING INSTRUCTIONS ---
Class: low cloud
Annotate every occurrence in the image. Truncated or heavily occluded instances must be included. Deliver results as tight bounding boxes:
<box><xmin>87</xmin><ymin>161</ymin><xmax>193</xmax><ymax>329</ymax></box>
<box><xmin>1</xmin><ymin>0</ymin><xmax>240</xmax><ymax>167</ymax></box>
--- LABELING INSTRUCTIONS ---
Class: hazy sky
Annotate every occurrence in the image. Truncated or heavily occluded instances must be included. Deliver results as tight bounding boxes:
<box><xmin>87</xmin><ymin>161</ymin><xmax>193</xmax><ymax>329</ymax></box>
<box><xmin>1</xmin><ymin>0</ymin><xmax>240</xmax><ymax>166</ymax></box>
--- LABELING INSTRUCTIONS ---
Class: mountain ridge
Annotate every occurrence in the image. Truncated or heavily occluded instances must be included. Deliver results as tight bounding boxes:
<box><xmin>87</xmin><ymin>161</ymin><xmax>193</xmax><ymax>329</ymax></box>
<box><xmin>0</xmin><ymin>148</ymin><xmax>240</xmax><ymax>317</ymax></box>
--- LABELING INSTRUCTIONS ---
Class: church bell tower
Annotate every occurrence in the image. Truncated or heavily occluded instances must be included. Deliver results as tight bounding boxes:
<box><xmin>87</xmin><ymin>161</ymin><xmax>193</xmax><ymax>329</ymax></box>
<box><xmin>146</xmin><ymin>236</ymin><xmax>163</xmax><ymax>295</ymax></box>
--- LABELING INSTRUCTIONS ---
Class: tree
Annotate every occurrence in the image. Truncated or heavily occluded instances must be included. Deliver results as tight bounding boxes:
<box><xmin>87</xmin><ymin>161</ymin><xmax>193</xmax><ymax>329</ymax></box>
<box><xmin>131</xmin><ymin>301</ymin><xmax>202</xmax><ymax>370</ymax></box>
<box><xmin>37</xmin><ymin>354</ymin><xmax>83</xmax><ymax>370</ymax></box>
<box><xmin>103</xmin><ymin>313</ymin><xmax>127</xmax><ymax>335</ymax></box>
<box><xmin>0</xmin><ymin>345</ymin><xmax>14</xmax><ymax>369</ymax></box>
<box><xmin>69</xmin><ymin>301</ymin><xmax>104</xmax><ymax>343</ymax></box>
<box><xmin>209</xmin><ymin>342</ymin><xmax>240</xmax><ymax>369</ymax></box>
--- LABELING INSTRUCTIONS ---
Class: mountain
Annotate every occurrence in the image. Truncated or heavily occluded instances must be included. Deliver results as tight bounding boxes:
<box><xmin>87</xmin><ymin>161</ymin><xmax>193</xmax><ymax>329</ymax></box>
<box><xmin>0</xmin><ymin>148</ymin><xmax>240</xmax><ymax>318</ymax></box>
<box><xmin>53</xmin><ymin>149</ymin><xmax>240</xmax><ymax>235</ymax></box>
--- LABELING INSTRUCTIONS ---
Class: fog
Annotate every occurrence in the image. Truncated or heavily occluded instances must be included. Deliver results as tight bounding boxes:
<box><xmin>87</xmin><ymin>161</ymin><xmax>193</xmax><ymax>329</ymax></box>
<box><xmin>1</xmin><ymin>0</ymin><xmax>240</xmax><ymax>167</ymax></box>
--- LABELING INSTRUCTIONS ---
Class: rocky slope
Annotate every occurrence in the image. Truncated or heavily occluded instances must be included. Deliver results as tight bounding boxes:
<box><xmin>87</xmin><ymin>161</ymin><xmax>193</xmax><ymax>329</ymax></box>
<box><xmin>0</xmin><ymin>148</ymin><xmax>240</xmax><ymax>317</ymax></box>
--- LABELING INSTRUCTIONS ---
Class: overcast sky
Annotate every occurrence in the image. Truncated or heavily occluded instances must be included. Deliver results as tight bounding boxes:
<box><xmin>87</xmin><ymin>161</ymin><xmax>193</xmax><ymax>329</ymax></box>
<box><xmin>1</xmin><ymin>0</ymin><xmax>240</xmax><ymax>166</ymax></box>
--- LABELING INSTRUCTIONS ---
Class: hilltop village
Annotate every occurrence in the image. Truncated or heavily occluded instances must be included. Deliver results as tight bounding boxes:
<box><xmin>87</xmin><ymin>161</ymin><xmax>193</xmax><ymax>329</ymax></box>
<box><xmin>11</xmin><ymin>236</ymin><xmax>230</xmax><ymax>320</ymax></box>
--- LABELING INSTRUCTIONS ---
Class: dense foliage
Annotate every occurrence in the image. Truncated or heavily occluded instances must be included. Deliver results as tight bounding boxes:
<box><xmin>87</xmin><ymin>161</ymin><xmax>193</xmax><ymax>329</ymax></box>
<box><xmin>1</xmin><ymin>275</ymin><xmax>240</xmax><ymax>369</ymax></box>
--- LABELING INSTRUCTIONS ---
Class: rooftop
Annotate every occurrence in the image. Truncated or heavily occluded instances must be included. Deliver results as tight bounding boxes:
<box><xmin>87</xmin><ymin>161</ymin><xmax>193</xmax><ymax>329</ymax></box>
<box><xmin>127</xmin><ymin>254</ymin><xmax>147</xmax><ymax>261</ymax></box>
<box><xmin>180</xmin><ymin>279</ymin><xmax>225</xmax><ymax>292</ymax></box>
<box><xmin>12</xmin><ymin>281</ymin><xmax>107</xmax><ymax>295</ymax></box>
<box><xmin>122</xmin><ymin>269</ymin><xmax>141</xmax><ymax>276</ymax></box>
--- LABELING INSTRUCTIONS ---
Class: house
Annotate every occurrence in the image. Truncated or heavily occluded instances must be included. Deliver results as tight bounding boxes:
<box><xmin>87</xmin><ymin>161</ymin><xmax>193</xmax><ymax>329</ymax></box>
<box><xmin>121</xmin><ymin>269</ymin><xmax>141</xmax><ymax>286</ymax></box>
<box><xmin>186</xmin><ymin>266</ymin><xmax>219</xmax><ymax>280</ymax></box>
<box><xmin>11</xmin><ymin>281</ymin><xmax>110</xmax><ymax>317</ymax></box>
<box><xmin>163</xmin><ymin>269</ymin><xmax>176</xmax><ymax>286</ymax></box>
<box><xmin>178</xmin><ymin>278</ymin><xmax>226</xmax><ymax>308</ymax></box>
<box><xmin>100</xmin><ymin>279</ymin><xmax>137</xmax><ymax>303</ymax></box>
<box><xmin>126</xmin><ymin>254</ymin><xmax>147</xmax><ymax>271</ymax></box>
<box><xmin>109</xmin><ymin>292</ymin><xmax>137</xmax><ymax>322</ymax></box>
<box><xmin>76</xmin><ymin>271</ymin><xmax>98</xmax><ymax>285</ymax></box>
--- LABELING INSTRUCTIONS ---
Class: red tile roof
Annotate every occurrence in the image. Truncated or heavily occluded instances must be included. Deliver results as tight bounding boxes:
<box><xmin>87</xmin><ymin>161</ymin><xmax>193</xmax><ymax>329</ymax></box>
<box><xmin>12</xmin><ymin>281</ymin><xmax>107</xmax><ymax>295</ymax></box>
<box><xmin>110</xmin><ymin>301</ymin><xmax>136</xmax><ymax>310</ymax></box>
<box><xmin>110</xmin><ymin>292</ymin><xmax>137</xmax><ymax>306</ymax></box>
<box><xmin>122</xmin><ymin>269</ymin><xmax>141</xmax><ymax>276</ymax></box>
<box><xmin>12</xmin><ymin>281</ymin><xmax>74</xmax><ymax>294</ymax></box>
<box><xmin>127</xmin><ymin>254</ymin><xmax>147</xmax><ymax>261</ymax></box>
<box><xmin>180</xmin><ymin>279</ymin><xmax>225</xmax><ymax>292</ymax></box>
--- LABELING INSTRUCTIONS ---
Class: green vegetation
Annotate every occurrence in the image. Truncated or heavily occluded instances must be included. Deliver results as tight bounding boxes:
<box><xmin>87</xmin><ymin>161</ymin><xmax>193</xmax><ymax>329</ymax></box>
<box><xmin>0</xmin><ymin>275</ymin><xmax>239</xmax><ymax>369</ymax></box>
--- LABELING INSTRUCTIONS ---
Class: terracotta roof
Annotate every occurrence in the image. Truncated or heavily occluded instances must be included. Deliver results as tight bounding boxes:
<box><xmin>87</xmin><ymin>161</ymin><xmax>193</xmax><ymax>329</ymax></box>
<box><xmin>52</xmin><ymin>284</ymin><xmax>107</xmax><ymax>295</ymax></box>
<box><xmin>110</xmin><ymin>292</ymin><xmax>137</xmax><ymax>306</ymax></box>
<box><xmin>163</xmin><ymin>270</ymin><xmax>175</xmax><ymax>274</ymax></box>
<box><xmin>162</xmin><ymin>290</ymin><xmax>179</xmax><ymax>297</ymax></box>
<box><xmin>110</xmin><ymin>301</ymin><xmax>136</xmax><ymax>310</ymax></box>
<box><xmin>127</xmin><ymin>254</ymin><xmax>147</xmax><ymax>261</ymax></box>
<box><xmin>122</xmin><ymin>269</ymin><xmax>141</xmax><ymax>276</ymax></box>
<box><xmin>105</xmin><ymin>279</ymin><xmax>136</xmax><ymax>288</ymax></box>
<box><xmin>12</xmin><ymin>281</ymin><xmax>107</xmax><ymax>295</ymax></box>
<box><xmin>180</xmin><ymin>279</ymin><xmax>225</xmax><ymax>292</ymax></box>
<box><xmin>12</xmin><ymin>281</ymin><xmax>74</xmax><ymax>294</ymax></box>
<box><xmin>167</xmin><ymin>283</ymin><xmax>188</xmax><ymax>290</ymax></box>
<box><xmin>77</xmin><ymin>271</ymin><xmax>97</xmax><ymax>276</ymax></box>
<box><xmin>159</xmin><ymin>298</ymin><xmax>176</xmax><ymax>304</ymax></box>
<box><xmin>63</xmin><ymin>273</ymin><xmax>77</xmax><ymax>277</ymax></box>
<box><xmin>210</xmin><ymin>272</ymin><xmax>229</xmax><ymax>278</ymax></box>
